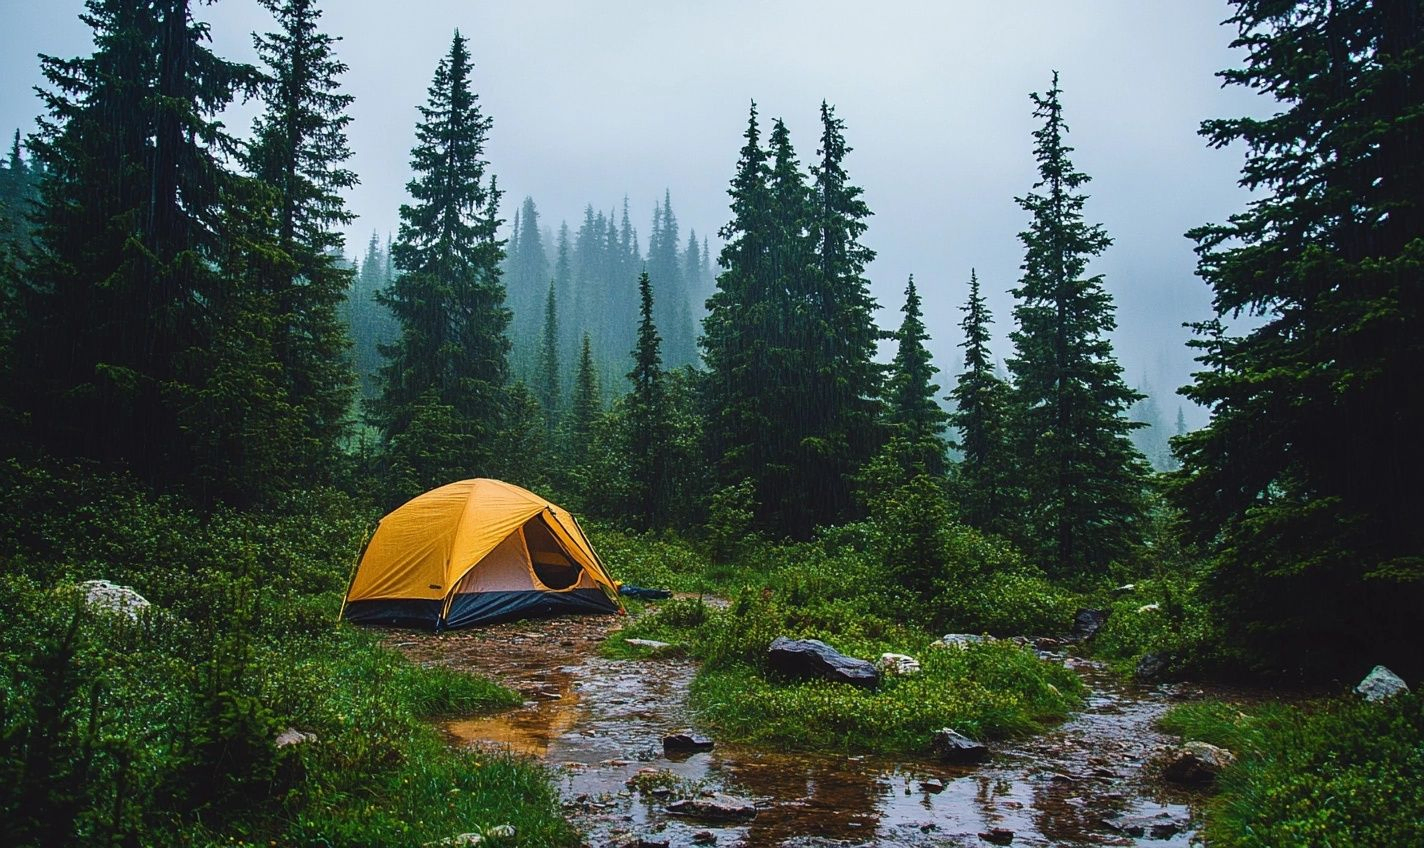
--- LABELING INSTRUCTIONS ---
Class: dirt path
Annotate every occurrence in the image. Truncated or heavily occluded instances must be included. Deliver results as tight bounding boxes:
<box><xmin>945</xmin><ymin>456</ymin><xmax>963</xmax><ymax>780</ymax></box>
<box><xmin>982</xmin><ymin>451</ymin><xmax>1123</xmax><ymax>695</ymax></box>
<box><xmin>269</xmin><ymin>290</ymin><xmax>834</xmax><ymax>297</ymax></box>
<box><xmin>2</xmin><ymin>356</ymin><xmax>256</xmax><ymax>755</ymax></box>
<box><xmin>392</xmin><ymin>615</ymin><xmax>1213</xmax><ymax>848</ymax></box>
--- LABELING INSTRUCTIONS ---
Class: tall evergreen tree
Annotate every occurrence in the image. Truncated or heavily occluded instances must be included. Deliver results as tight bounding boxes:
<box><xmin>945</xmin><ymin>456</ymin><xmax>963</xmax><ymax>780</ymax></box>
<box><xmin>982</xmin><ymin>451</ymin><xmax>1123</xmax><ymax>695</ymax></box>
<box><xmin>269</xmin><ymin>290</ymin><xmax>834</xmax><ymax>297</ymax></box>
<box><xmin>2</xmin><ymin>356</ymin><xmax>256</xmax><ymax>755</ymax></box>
<box><xmin>505</xmin><ymin>196</ymin><xmax>548</xmax><ymax>376</ymax></box>
<box><xmin>948</xmin><ymin>269</ymin><xmax>1016</xmax><ymax>534</ymax></box>
<box><xmin>802</xmin><ymin>101</ymin><xmax>885</xmax><ymax>531</ymax></box>
<box><xmin>1006</xmin><ymin>73</ymin><xmax>1147</xmax><ymax>575</ymax></box>
<box><xmin>371</xmin><ymin>31</ymin><xmax>508</xmax><ymax>497</ymax></box>
<box><xmin>344</xmin><ymin>232</ymin><xmax>398</xmax><ymax>399</ymax></box>
<box><xmin>624</xmin><ymin>271</ymin><xmax>672</xmax><ymax>529</ymax></box>
<box><xmin>9</xmin><ymin>0</ymin><xmax>260</xmax><ymax>486</ymax></box>
<box><xmin>243</xmin><ymin>0</ymin><xmax>357</xmax><ymax>479</ymax></box>
<box><xmin>1173</xmin><ymin>0</ymin><xmax>1424</xmax><ymax>676</ymax></box>
<box><xmin>568</xmin><ymin>332</ymin><xmax>601</xmax><ymax>457</ymax></box>
<box><xmin>535</xmin><ymin>280</ymin><xmax>560</xmax><ymax>434</ymax></box>
<box><xmin>885</xmin><ymin>275</ymin><xmax>948</xmax><ymax>476</ymax></box>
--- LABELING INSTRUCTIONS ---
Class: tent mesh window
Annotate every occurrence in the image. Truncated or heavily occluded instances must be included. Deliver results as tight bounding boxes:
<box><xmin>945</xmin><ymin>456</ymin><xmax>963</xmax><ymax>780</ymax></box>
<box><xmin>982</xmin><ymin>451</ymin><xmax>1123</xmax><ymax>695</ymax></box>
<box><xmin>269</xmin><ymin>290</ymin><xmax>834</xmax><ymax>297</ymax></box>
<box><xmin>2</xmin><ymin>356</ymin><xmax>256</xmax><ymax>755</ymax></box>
<box><xmin>524</xmin><ymin>518</ymin><xmax>582</xmax><ymax>590</ymax></box>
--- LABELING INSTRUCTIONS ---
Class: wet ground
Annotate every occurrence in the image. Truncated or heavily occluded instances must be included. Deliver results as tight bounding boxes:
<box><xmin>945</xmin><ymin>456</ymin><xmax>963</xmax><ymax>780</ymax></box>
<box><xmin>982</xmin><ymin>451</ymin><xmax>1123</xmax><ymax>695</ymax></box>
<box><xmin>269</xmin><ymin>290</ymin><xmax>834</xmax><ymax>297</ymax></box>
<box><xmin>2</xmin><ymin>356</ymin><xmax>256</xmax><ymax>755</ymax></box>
<box><xmin>392</xmin><ymin>616</ymin><xmax>1219</xmax><ymax>848</ymax></box>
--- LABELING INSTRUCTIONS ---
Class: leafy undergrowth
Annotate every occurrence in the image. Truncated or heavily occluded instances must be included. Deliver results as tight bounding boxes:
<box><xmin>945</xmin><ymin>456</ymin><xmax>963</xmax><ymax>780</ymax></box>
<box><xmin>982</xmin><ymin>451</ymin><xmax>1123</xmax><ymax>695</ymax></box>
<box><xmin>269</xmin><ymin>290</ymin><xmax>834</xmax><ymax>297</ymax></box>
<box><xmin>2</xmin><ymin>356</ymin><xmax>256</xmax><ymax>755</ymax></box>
<box><xmin>605</xmin><ymin>525</ymin><xmax>1084</xmax><ymax>755</ymax></box>
<box><xmin>0</xmin><ymin>460</ymin><xmax>575</xmax><ymax>848</ymax></box>
<box><xmin>1160</xmin><ymin>694</ymin><xmax>1424</xmax><ymax>847</ymax></box>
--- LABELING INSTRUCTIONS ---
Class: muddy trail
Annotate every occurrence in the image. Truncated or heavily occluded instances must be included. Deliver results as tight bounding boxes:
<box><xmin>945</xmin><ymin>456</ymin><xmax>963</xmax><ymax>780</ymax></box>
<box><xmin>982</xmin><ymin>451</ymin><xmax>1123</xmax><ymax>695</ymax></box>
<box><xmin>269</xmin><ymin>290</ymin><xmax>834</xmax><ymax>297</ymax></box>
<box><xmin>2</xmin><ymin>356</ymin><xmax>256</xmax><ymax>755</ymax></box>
<box><xmin>392</xmin><ymin>615</ymin><xmax>1219</xmax><ymax>848</ymax></box>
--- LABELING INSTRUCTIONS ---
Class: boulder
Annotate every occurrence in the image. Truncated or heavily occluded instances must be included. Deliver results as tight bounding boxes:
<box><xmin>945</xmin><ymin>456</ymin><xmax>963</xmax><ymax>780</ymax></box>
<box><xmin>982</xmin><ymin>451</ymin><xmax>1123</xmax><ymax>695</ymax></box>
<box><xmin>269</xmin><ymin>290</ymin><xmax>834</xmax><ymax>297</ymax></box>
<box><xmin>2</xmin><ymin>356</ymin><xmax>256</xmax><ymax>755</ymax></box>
<box><xmin>767</xmin><ymin>637</ymin><xmax>879</xmax><ymax>689</ymax></box>
<box><xmin>1134</xmin><ymin>652</ymin><xmax>1170</xmax><ymax>682</ymax></box>
<box><xmin>662</xmin><ymin>730</ymin><xmax>715</xmax><ymax>753</ymax></box>
<box><xmin>1071</xmin><ymin>608</ymin><xmax>1109</xmax><ymax>641</ymax></box>
<box><xmin>1355</xmin><ymin>665</ymin><xmax>1409</xmax><ymax>703</ymax></box>
<box><xmin>666</xmin><ymin>793</ymin><xmax>757</xmax><ymax>821</ymax></box>
<box><xmin>931</xmin><ymin>728</ymin><xmax>989</xmax><ymax>764</ymax></box>
<box><xmin>1159</xmin><ymin>741</ymin><xmax>1235</xmax><ymax>785</ymax></box>
<box><xmin>79</xmin><ymin>579</ymin><xmax>150</xmax><ymax>621</ymax></box>
<box><xmin>877</xmin><ymin>652</ymin><xmax>921</xmax><ymax>676</ymax></box>
<box><xmin>979</xmin><ymin>828</ymin><xmax>1015</xmax><ymax>845</ymax></box>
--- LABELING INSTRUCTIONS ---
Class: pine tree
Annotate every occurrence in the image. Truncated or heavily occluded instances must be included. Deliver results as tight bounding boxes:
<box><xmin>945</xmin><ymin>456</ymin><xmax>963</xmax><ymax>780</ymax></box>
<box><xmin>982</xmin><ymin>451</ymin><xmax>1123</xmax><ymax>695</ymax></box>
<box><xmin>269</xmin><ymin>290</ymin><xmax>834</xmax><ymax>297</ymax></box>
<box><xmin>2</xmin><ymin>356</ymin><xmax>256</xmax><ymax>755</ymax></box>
<box><xmin>803</xmin><ymin>101</ymin><xmax>885</xmax><ymax>530</ymax></box>
<box><xmin>505</xmin><ymin>196</ymin><xmax>548</xmax><ymax>376</ymax></box>
<box><xmin>345</xmin><ymin>232</ymin><xmax>397</xmax><ymax>398</ymax></box>
<box><xmin>702</xmin><ymin>102</ymin><xmax>775</xmax><ymax>520</ymax></box>
<box><xmin>949</xmin><ymin>269</ymin><xmax>1016</xmax><ymax>534</ymax></box>
<box><xmin>568</xmin><ymin>332</ymin><xmax>601</xmax><ymax>457</ymax></box>
<box><xmin>885</xmin><ymin>275</ymin><xmax>948</xmax><ymax>476</ymax></box>
<box><xmin>10</xmin><ymin>0</ymin><xmax>259</xmax><ymax>485</ymax></box>
<box><xmin>624</xmin><ymin>271</ymin><xmax>672</xmax><ymax>529</ymax></box>
<box><xmin>243</xmin><ymin>0</ymin><xmax>358</xmax><ymax>480</ymax></box>
<box><xmin>535</xmin><ymin>280</ymin><xmax>560</xmax><ymax>434</ymax></box>
<box><xmin>1173</xmin><ymin>1</ymin><xmax>1424</xmax><ymax>676</ymax></box>
<box><xmin>371</xmin><ymin>31</ymin><xmax>508</xmax><ymax>497</ymax></box>
<box><xmin>1007</xmin><ymin>74</ymin><xmax>1147</xmax><ymax>575</ymax></box>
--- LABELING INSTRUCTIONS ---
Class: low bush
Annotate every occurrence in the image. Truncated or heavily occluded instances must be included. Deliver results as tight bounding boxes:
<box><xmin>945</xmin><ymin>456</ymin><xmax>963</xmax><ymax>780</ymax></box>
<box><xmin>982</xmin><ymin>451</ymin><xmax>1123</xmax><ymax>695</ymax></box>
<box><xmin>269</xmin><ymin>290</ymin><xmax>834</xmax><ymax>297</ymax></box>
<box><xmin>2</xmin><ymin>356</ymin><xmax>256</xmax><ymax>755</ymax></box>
<box><xmin>0</xmin><ymin>460</ymin><xmax>574</xmax><ymax>848</ymax></box>
<box><xmin>1092</xmin><ymin>576</ymin><xmax>1229</xmax><ymax>675</ymax></box>
<box><xmin>1161</xmin><ymin>694</ymin><xmax>1424</xmax><ymax>847</ymax></box>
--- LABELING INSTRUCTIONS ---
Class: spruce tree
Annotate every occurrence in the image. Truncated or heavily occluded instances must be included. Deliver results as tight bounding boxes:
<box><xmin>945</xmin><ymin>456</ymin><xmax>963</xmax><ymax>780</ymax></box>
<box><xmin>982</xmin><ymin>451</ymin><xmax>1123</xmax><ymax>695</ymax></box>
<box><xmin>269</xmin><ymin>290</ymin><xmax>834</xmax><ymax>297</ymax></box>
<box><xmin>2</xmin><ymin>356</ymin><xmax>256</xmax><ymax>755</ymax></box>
<box><xmin>949</xmin><ymin>269</ymin><xmax>1016</xmax><ymax>534</ymax></box>
<box><xmin>371</xmin><ymin>31</ymin><xmax>508</xmax><ymax>497</ymax></box>
<box><xmin>505</xmin><ymin>196</ymin><xmax>548</xmax><ymax>375</ymax></box>
<box><xmin>1173</xmin><ymin>1</ymin><xmax>1424</xmax><ymax>676</ymax></box>
<box><xmin>11</xmin><ymin>0</ymin><xmax>259</xmax><ymax>485</ymax></box>
<box><xmin>624</xmin><ymin>271</ymin><xmax>672</xmax><ymax>529</ymax></box>
<box><xmin>244</xmin><ymin>0</ymin><xmax>357</xmax><ymax>480</ymax></box>
<box><xmin>535</xmin><ymin>280</ymin><xmax>560</xmax><ymax>434</ymax></box>
<box><xmin>568</xmin><ymin>332</ymin><xmax>601</xmax><ymax>457</ymax></box>
<box><xmin>885</xmin><ymin>275</ymin><xmax>948</xmax><ymax>476</ymax></box>
<box><xmin>803</xmin><ymin>101</ymin><xmax>885</xmax><ymax>530</ymax></box>
<box><xmin>1006</xmin><ymin>74</ymin><xmax>1147</xmax><ymax>575</ymax></box>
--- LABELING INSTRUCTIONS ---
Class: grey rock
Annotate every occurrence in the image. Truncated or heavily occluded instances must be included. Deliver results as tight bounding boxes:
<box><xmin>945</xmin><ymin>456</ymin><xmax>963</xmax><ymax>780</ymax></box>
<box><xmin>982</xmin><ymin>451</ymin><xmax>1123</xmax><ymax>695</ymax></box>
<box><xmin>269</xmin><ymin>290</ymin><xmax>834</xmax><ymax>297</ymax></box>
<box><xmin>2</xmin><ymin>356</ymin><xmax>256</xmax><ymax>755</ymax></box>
<box><xmin>1071</xmin><ymin>608</ymin><xmax>1109</xmax><ymax>641</ymax></box>
<box><xmin>1101</xmin><ymin>810</ymin><xmax>1186</xmax><ymax>839</ymax></box>
<box><xmin>1159</xmin><ymin>741</ymin><xmax>1235</xmax><ymax>785</ymax></box>
<box><xmin>931</xmin><ymin>728</ymin><xmax>989</xmax><ymax>764</ymax></box>
<box><xmin>877</xmin><ymin>652</ymin><xmax>921</xmax><ymax>675</ymax></box>
<box><xmin>1134</xmin><ymin>652</ymin><xmax>1170</xmax><ymax>682</ymax></box>
<box><xmin>79</xmin><ymin>579</ymin><xmax>150</xmax><ymax>621</ymax></box>
<box><xmin>1355</xmin><ymin>665</ymin><xmax>1409</xmax><ymax>702</ymax></box>
<box><xmin>662</xmin><ymin>730</ymin><xmax>715</xmax><ymax>753</ymax></box>
<box><xmin>274</xmin><ymin>727</ymin><xmax>317</xmax><ymax>748</ymax></box>
<box><xmin>767</xmin><ymin>637</ymin><xmax>879</xmax><ymax>689</ymax></box>
<box><xmin>666</xmin><ymin>793</ymin><xmax>757</xmax><ymax>821</ymax></box>
<box><xmin>691</xmin><ymin>832</ymin><xmax>717</xmax><ymax>845</ymax></box>
<box><xmin>979</xmin><ymin>827</ymin><xmax>1015</xmax><ymax>844</ymax></box>
<box><xmin>934</xmin><ymin>633</ymin><xmax>990</xmax><ymax>649</ymax></box>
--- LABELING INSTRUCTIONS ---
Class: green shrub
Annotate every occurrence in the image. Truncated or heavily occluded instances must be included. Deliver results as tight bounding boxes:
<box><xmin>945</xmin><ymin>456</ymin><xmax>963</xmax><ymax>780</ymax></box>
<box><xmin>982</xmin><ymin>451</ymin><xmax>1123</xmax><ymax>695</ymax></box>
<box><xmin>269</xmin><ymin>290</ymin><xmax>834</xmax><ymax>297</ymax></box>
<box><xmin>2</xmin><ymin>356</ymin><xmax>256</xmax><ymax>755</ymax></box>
<box><xmin>1162</xmin><ymin>694</ymin><xmax>1424</xmax><ymax>847</ymax></box>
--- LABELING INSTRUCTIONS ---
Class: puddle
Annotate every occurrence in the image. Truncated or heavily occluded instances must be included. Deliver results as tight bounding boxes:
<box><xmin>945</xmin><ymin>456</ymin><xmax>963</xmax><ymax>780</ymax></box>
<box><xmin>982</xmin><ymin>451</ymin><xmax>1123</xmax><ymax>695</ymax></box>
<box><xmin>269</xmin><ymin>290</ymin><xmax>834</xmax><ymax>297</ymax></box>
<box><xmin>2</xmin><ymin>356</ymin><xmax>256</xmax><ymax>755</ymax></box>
<box><xmin>394</xmin><ymin>617</ymin><xmax>1226</xmax><ymax>847</ymax></box>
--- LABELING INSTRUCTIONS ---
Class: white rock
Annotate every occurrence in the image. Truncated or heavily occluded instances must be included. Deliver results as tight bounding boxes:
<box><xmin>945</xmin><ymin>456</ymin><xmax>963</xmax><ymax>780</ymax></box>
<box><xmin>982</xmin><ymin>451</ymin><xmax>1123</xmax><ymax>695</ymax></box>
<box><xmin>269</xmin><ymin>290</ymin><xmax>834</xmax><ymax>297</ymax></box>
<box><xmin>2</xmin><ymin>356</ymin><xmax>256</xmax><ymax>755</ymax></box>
<box><xmin>877</xmin><ymin>652</ymin><xmax>921</xmax><ymax>675</ymax></box>
<box><xmin>1136</xmin><ymin>603</ymin><xmax>1161</xmax><ymax>614</ymax></box>
<box><xmin>484</xmin><ymin>824</ymin><xmax>516</xmax><ymax>839</ymax></box>
<box><xmin>931</xmin><ymin>634</ymin><xmax>990</xmax><ymax>650</ymax></box>
<box><xmin>275</xmin><ymin>727</ymin><xmax>317</xmax><ymax>748</ymax></box>
<box><xmin>79</xmin><ymin>579</ymin><xmax>150</xmax><ymax>621</ymax></box>
<box><xmin>1355</xmin><ymin>665</ymin><xmax>1409</xmax><ymax>702</ymax></box>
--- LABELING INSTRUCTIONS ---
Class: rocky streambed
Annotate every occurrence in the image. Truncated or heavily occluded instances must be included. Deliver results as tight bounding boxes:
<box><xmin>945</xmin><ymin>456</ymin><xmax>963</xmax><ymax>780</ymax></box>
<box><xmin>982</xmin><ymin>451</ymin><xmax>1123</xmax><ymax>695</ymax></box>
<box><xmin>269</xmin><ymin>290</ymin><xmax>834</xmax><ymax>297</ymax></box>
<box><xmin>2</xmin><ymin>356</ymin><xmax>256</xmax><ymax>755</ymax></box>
<box><xmin>392</xmin><ymin>616</ymin><xmax>1238</xmax><ymax>847</ymax></box>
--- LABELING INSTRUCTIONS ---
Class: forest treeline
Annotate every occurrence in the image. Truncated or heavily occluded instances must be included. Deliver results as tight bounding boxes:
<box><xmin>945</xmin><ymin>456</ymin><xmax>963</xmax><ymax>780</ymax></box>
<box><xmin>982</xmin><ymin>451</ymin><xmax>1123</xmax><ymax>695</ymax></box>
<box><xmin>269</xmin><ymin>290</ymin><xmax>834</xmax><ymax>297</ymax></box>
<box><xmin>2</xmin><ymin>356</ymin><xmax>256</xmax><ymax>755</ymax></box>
<box><xmin>0</xmin><ymin>0</ymin><xmax>1419</xmax><ymax>681</ymax></box>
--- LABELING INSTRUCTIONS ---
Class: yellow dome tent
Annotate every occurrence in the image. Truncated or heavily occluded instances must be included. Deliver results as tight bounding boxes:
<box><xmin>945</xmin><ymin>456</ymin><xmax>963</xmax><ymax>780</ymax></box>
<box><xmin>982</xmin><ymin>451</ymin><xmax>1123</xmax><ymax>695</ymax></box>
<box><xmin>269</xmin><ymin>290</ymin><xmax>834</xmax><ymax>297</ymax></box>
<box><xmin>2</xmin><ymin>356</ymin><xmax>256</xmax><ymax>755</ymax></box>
<box><xmin>341</xmin><ymin>479</ymin><xmax>624</xmax><ymax>629</ymax></box>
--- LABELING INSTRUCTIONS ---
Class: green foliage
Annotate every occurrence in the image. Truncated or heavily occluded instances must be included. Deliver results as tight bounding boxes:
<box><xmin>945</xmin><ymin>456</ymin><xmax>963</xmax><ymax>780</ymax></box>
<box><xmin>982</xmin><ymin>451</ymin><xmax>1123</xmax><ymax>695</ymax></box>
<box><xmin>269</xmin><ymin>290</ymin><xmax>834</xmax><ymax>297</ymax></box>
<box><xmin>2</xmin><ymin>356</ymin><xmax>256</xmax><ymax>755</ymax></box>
<box><xmin>1006</xmin><ymin>73</ymin><xmax>1148</xmax><ymax>577</ymax></box>
<box><xmin>702</xmin><ymin>103</ymin><xmax>884</xmax><ymax>539</ymax></box>
<box><xmin>585</xmin><ymin>524</ymin><xmax>710</xmax><ymax>593</ymax></box>
<box><xmin>1162</xmin><ymin>694</ymin><xmax>1424</xmax><ymax>848</ymax></box>
<box><xmin>369</xmin><ymin>31</ymin><xmax>510</xmax><ymax>501</ymax></box>
<box><xmin>1173</xmin><ymin>0</ymin><xmax>1424</xmax><ymax>679</ymax></box>
<box><xmin>1091</xmin><ymin>577</ymin><xmax>1226</xmax><ymax>676</ymax></box>
<box><xmin>948</xmin><ymin>269</ymin><xmax>1018</xmax><ymax>536</ymax></box>
<box><xmin>704</xmin><ymin>478</ymin><xmax>757</xmax><ymax>562</ymax></box>
<box><xmin>0</xmin><ymin>461</ymin><xmax>571</xmax><ymax>847</ymax></box>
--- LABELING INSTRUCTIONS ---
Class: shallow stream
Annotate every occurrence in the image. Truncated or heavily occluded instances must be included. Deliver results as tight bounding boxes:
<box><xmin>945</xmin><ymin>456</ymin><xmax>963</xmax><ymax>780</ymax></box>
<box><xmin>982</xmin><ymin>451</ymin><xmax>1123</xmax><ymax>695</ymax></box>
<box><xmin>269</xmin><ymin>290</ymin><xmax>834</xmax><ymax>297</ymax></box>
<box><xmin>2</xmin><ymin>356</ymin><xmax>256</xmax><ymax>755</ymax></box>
<box><xmin>394</xmin><ymin>615</ymin><xmax>1215</xmax><ymax>847</ymax></box>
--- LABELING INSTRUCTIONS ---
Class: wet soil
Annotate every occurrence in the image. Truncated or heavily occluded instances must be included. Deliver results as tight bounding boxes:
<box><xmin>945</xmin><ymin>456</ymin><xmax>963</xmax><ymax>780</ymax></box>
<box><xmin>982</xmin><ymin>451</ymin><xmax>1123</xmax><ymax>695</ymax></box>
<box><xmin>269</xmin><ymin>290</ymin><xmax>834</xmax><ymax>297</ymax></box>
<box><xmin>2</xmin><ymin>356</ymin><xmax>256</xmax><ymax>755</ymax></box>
<box><xmin>392</xmin><ymin>616</ymin><xmax>1227</xmax><ymax>847</ymax></box>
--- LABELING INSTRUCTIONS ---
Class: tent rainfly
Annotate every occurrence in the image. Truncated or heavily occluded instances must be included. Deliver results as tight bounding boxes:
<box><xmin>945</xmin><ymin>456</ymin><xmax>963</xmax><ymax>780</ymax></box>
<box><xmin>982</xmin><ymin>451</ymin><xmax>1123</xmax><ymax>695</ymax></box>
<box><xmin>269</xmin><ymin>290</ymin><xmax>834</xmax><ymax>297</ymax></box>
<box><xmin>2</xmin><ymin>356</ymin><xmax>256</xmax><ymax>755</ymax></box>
<box><xmin>342</xmin><ymin>479</ymin><xmax>624</xmax><ymax>629</ymax></box>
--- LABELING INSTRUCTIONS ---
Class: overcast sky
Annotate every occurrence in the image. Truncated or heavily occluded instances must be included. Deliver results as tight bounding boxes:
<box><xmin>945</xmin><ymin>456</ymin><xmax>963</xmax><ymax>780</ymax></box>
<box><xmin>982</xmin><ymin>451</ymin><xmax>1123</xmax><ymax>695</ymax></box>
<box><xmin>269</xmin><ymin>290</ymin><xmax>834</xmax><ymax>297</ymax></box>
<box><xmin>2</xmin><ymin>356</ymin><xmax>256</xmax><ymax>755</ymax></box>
<box><xmin>1</xmin><ymin>1</ymin><xmax>1264</xmax><ymax>425</ymax></box>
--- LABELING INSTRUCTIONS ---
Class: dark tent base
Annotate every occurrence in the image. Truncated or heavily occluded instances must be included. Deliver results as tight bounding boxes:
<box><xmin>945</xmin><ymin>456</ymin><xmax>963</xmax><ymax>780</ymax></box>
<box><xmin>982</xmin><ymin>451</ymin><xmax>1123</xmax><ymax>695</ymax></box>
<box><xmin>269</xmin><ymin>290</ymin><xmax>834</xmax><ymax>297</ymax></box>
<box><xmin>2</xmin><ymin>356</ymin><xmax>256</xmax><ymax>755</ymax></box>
<box><xmin>344</xmin><ymin>588</ymin><xmax>620</xmax><ymax>631</ymax></box>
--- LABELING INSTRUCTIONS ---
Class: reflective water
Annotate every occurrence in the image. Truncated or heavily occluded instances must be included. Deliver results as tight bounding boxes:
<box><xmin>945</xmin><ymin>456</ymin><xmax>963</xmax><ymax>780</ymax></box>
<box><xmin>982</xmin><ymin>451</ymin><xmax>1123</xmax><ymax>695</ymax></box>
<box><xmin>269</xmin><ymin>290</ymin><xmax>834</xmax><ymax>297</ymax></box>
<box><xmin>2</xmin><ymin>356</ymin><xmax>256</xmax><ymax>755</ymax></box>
<box><xmin>394</xmin><ymin>617</ymin><xmax>1211</xmax><ymax>847</ymax></box>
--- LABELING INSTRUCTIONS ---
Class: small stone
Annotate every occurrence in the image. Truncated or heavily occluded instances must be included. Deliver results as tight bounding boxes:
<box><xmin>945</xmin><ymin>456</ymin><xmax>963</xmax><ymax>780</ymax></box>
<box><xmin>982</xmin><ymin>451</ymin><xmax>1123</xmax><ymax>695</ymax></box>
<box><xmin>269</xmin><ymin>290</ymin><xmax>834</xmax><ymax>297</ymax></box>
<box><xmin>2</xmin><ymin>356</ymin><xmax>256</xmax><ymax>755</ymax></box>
<box><xmin>666</xmin><ymin>793</ymin><xmax>757</xmax><ymax>821</ymax></box>
<box><xmin>979</xmin><ymin>827</ymin><xmax>1015</xmax><ymax>844</ymax></box>
<box><xmin>931</xmin><ymin>728</ymin><xmax>989</xmax><ymax>764</ymax></box>
<box><xmin>1135</xmin><ymin>652</ymin><xmax>1170</xmax><ymax>682</ymax></box>
<box><xmin>79</xmin><ymin>579</ymin><xmax>151</xmax><ymax>621</ymax></box>
<box><xmin>1355</xmin><ymin>665</ymin><xmax>1409</xmax><ymax>702</ymax></box>
<box><xmin>692</xmin><ymin>831</ymin><xmax>717</xmax><ymax>845</ymax></box>
<box><xmin>1159</xmin><ymin>741</ymin><xmax>1235</xmax><ymax>785</ymax></box>
<box><xmin>919</xmin><ymin>778</ymin><xmax>945</xmax><ymax>793</ymax></box>
<box><xmin>484</xmin><ymin>825</ymin><xmax>515</xmax><ymax>840</ymax></box>
<box><xmin>878</xmin><ymin>652</ymin><xmax>922</xmax><ymax>676</ymax></box>
<box><xmin>1136</xmin><ymin>603</ymin><xmax>1161</xmax><ymax>614</ymax></box>
<box><xmin>663</xmin><ymin>730</ymin><xmax>715</xmax><ymax>752</ymax></box>
<box><xmin>274</xmin><ymin>727</ymin><xmax>316</xmax><ymax>748</ymax></box>
<box><xmin>933</xmin><ymin>633</ymin><xmax>990</xmax><ymax>650</ymax></box>
<box><xmin>1071</xmin><ymin>608</ymin><xmax>1109</xmax><ymax>641</ymax></box>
